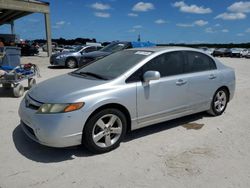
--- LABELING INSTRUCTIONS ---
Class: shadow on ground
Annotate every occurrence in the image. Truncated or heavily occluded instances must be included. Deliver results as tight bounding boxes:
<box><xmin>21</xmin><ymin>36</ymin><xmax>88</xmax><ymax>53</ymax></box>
<box><xmin>13</xmin><ymin>112</ymin><xmax>209</xmax><ymax>163</ymax></box>
<box><xmin>47</xmin><ymin>65</ymin><xmax>68</xmax><ymax>69</ymax></box>
<box><xmin>12</xmin><ymin>125</ymin><xmax>93</xmax><ymax>163</ymax></box>
<box><xmin>0</xmin><ymin>87</ymin><xmax>29</xmax><ymax>98</ymax></box>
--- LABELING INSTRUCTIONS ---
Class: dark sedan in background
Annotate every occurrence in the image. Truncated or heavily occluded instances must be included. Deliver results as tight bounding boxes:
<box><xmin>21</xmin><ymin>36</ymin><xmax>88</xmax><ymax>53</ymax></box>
<box><xmin>212</xmin><ymin>48</ymin><xmax>232</xmax><ymax>57</ymax></box>
<box><xmin>79</xmin><ymin>41</ymin><xmax>156</xmax><ymax>66</ymax></box>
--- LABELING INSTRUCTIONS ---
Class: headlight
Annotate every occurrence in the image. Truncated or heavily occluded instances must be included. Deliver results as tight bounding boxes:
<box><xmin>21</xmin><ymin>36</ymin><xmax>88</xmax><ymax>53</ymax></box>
<box><xmin>37</xmin><ymin>102</ymin><xmax>84</xmax><ymax>114</ymax></box>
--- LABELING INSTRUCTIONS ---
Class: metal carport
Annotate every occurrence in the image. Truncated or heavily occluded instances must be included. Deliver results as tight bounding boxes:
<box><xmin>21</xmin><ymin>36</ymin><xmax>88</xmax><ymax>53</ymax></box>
<box><xmin>0</xmin><ymin>0</ymin><xmax>52</xmax><ymax>56</ymax></box>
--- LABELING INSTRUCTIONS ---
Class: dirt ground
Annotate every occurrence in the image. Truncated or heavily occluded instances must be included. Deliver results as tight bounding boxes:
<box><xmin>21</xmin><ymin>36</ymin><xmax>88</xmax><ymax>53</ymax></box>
<box><xmin>0</xmin><ymin>53</ymin><xmax>250</xmax><ymax>188</ymax></box>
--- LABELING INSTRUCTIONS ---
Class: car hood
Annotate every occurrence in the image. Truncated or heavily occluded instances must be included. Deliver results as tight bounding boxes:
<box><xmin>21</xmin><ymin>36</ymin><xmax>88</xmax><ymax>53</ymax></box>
<box><xmin>82</xmin><ymin>51</ymin><xmax>111</xmax><ymax>58</ymax></box>
<box><xmin>28</xmin><ymin>74</ymin><xmax>110</xmax><ymax>103</ymax></box>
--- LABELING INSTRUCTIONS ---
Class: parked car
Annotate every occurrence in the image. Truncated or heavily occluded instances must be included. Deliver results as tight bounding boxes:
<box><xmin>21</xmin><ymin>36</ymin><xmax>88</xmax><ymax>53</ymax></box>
<box><xmin>42</xmin><ymin>42</ymin><xmax>58</xmax><ymax>52</ymax></box>
<box><xmin>230</xmin><ymin>48</ymin><xmax>248</xmax><ymax>57</ymax></box>
<box><xmin>198</xmin><ymin>47</ymin><xmax>214</xmax><ymax>55</ymax></box>
<box><xmin>246</xmin><ymin>50</ymin><xmax>250</xmax><ymax>58</ymax></box>
<box><xmin>79</xmin><ymin>41</ymin><xmax>156</xmax><ymax>66</ymax></box>
<box><xmin>212</xmin><ymin>48</ymin><xmax>231</xmax><ymax>57</ymax></box>
<box><xmin>19</xmin><ymin>47</ymin><xmax>235</xmax><ymax>153</ymax></box>
<box><xmin>17</xmin><ymin>43</ymin><xmax>39</xmax><ymax>56</ymax></box>
<box><xmin>50</xmin><ymin>45</ymin><xmax>102</xmax><ymax>68</ymax></box>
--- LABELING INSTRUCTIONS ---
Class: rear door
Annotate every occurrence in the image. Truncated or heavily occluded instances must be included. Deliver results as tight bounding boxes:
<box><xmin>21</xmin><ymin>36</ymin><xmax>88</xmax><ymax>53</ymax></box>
<box><xmin>184</xmin><ymin>51</ymin><xmax>219</xmax><ymax>110</ymax></box>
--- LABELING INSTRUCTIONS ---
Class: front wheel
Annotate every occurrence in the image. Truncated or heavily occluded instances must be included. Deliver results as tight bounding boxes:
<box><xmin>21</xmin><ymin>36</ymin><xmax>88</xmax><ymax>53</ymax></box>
<box><xmin>82</xmin><ymin>109</ymin><xmax>127</xmax><ymax>154</ymax></box>
<box><xmin>207</xmin><ymin>88</ymin><xmax>228</xmax><ymax>116</ymax></box>
<box><xmin>66</xmin><ymin>58</ymin><xmax>77</xmax><ymax>69</ymax></box>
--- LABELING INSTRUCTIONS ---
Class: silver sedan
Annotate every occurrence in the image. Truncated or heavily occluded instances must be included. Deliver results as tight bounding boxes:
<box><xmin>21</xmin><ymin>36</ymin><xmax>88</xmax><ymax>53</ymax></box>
<box><xmin>19</xmin><ymin>47</ymin><xmax>235</xmax><ymax>153</ymax></box>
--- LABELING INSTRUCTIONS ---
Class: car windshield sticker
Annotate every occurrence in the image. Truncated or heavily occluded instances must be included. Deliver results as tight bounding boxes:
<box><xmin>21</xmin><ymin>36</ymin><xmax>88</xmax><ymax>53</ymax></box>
<box><xmin>135</xmin><ymin>51</ymin><xmax>152</xmax><ymax>56</ymax></box>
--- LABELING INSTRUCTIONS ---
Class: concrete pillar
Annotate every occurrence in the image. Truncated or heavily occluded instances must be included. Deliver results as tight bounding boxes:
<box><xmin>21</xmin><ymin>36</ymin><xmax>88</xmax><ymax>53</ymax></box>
<box><xmin>10</xmin><ymin>21</ymin><xmax>15</xmax><ymax>34</ymax></box>
<box><xmin>44</xmin><ymin>13</ymin><xmax>52</xmax><ymax>57</ymax></box>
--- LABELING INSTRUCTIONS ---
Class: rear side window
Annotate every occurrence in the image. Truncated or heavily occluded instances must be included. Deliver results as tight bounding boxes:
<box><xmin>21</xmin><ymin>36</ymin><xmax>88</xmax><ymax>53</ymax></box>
<box><xmin>185</xmin><ymin>51</ymin><xmax>216</xmax><ymax>73</ymax></box>
<box><xmin>143</xmin><ymin>51</ymin><xmax>185</xmax><ymax>77</ymax></box>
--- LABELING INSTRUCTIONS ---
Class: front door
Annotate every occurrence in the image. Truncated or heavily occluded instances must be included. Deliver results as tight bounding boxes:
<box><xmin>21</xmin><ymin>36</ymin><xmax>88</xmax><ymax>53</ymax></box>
<box><xmin>136</xmin><ymin>51</ymin><xmax>189</xmax><ymax>128</ymax></box>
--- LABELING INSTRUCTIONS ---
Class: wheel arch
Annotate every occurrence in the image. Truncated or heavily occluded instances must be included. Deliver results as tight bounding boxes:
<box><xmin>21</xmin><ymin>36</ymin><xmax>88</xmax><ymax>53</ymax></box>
<box><xmin>84</xmin><ymin>103</ymin><xmax>132</xmax><ymax>133</ymax></box>
<box><xmin>216</xmin><ymin>86</ymin><xmax>230</xmax><ymax>102</ymax></box>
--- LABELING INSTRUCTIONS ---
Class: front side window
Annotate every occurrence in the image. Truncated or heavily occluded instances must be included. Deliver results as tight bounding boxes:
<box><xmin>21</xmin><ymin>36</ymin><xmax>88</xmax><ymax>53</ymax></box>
<box><xmin>144</xmin><ymin>51</ymin><xmax>185</xmax><ymax>77</ymax></box>
<box><xmin>126</xmin><ymin>51</ymin><xmax>185</xmax><ymax>83</ymax></box>
<box><xmin>186</xmin><ymin>51</ymin><xmax>216</xmax><ymax>73</ymax></box>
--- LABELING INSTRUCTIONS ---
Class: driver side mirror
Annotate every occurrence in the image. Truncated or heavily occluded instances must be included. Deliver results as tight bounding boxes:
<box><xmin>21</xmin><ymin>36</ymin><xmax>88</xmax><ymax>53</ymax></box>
<box><xmin>143</xmin><ymin>71</ymin><xmax>161</xmax><ymax>83</ymax></box>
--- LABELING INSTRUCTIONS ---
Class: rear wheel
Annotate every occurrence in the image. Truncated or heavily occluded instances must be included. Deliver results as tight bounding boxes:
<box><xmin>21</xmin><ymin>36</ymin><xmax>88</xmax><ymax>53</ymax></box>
<box><xmin>82</xmin><ymin>108</ymin><xmax>127</xmax><ymax>154</ymax></box>
<box><xmin>13</xmin><ymin>84</ymin><xmax>24</xmax><ymax>98</ymax></box>
<box><xmin>66</xmin><ymin>58</ymin><xmax>77</xmax><ymax>68</ymax></box>
<box><xmin>208</xmin><ymin>88</ymin><xmax>228</xmax><ymax>116</ymax></box>
<box><xmin>28</xmin><ymin>78</ymin><xmax>36</xmax><ymax>89</ymax></box>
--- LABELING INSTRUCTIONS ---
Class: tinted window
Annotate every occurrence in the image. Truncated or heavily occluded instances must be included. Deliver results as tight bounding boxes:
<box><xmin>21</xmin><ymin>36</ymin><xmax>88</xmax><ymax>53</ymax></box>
<box><xmin>85</xmin><ymin>46</ymin><xmax>97</xmax><ymax>53</ymax></box>
<box><xmin>144</xmin><ymin>51</ymin><xmax>184</xmax><ymax>77</ymax></box>
<box><xmin>126</xmin><ymin>51</ymin><xmax>185</xmax><ymax>83</ymax></box>
<box><xmin>186</xmin><ymin>51</ymin><xmax>216</xmax><ymax>73</ymax></box>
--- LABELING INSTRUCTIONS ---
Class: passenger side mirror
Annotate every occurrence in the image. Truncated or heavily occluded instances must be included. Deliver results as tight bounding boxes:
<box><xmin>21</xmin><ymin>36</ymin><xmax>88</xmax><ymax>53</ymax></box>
<box><xmin>143</xmin><ymin>71</ymin><xmax>161</xmax><ymax>83</ymax></box>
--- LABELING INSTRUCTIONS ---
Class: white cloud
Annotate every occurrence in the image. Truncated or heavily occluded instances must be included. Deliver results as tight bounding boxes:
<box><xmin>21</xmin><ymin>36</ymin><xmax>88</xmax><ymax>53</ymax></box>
<box><xmin>228</xmin><ymin>1</ymin><xmax>250</xmax><ymax>13</ymax></box>
<box><xmin>155</xmin><ymin>19</ymin><xmax>166</xmax><ymax>24</ymax></box>
<box><xmin>176</xmin><ymin>19</ymin><xmax>208</xmax><ymax>27</ymax></box>
<box><xmin>132</xmin><ymin>2</ymin><xmax>154</xmax><ymax>12</ymax></box>
<box><xmin>205</xmin><ymin>27</ymin><xmax>216</xmax><ymax>33</ymax></box>
<box><xmin>215</xmin><ymin>23</ymin><xmax>221</xmax><ymax>27</ymax></box>
<box><xmin>56</xmin><ymin>21</ymin><xmax>65</xmax><ymax>25</ymax></box>
<box><xmin>222</xmin><ymin>29</ymin><xmax>229</xmax><ymax>32</ymax></box>
<box><xmin>94</xmin><ymin>12</ymin><xmax>110</xmax><ymax>18</ymax></box>
<box><xmin>215</xmin><ymin>12</ymin><xmax>246</xmax><ymax>20</ymax></box>
<box><xmin>237</xmin><ymin>33</ymin><xmax>245</xmax><ymax>36</ymax></box>
<box><xmin>128</xmin><ymin>13</ymin><xmax>138</xmax><ymax>17</ymax></box>
<box><xmin>53</xmin><ymin>21</ymin><xmax>66</xmax><ymax>29</ymax></box>
<box><xmin>176</xmin><ymin>23</ymin><xmax>194</xmax><ymax>27</ymax></box>
<box><xmin>173</xmin><ymin>1</ymin><xmax>212</xmax><ymax>14</ymax></box>
<box><xmin>194</xmin><ymin>20</ymin><xmax>208</xmax><ymax>26</ymax></box>
<box><xmin>246</xmin><ymin>28</ymin><xmax>250</xmax><ymax>32</ymax></box>
<box><xmin>133</xmin><ymin>25</ymin><xmax>143</xmax><ymax>29</ymax></box>
<box><xmin>91</xmin><ymin>2</ymin><xmax>111</xmax><ymax>10</ymax></box>
<box><xmin>128</xmin><ymin>29</ymin><xmax>136</xmax><ymax>33</ymax></box>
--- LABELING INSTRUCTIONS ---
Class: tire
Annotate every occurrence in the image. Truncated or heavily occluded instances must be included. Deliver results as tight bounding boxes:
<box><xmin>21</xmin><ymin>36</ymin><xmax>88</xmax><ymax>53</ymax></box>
<box><xmin>207</xmin><ymin>88</ymin><xmax>228</xmax><ymax>116</ymax></box>
<box><xmin>66</xmin><ymin>58</ymin><xmax>77</xmax><ymax>68</ymax></box>
<box><xmin>13</xmin><ymin>84</ymin><xmax>24</xmax><ymax>98</ymax></box>
<box><xmin>28</xmin><ymin>78</ymin><xmax>36</xmax><ymax>89</ymax></box>
<box><xmin>82</xmin><ymin>108</ymin><xmax>127</xmax><ymax>154</ymax></box>
<box><xmin>2</xmin><ymin>83</ymin><xmax>12</xmax><ymax>89</ymax></box>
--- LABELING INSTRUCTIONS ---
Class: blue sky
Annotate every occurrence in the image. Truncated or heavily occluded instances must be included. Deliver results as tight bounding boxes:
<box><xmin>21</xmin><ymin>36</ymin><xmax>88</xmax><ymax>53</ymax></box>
<box><xmin>0</xmin><ymin>0</ymin><xmax>250</xmax><ymax>43</ymax></box>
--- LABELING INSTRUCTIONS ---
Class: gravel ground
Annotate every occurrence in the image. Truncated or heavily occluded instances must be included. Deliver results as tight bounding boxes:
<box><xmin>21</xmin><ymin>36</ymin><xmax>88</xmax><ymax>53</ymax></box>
<box><xmin>0</xmin><ymin>53</ymin><xmax>250</xmax><ymax>188</ymax></box>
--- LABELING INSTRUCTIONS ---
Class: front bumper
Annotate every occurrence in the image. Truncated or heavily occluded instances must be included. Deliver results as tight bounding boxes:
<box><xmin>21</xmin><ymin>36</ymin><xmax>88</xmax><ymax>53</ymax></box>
<box><xmin>18</xmin><ymin>98</ymin><xmax>87</xmax><ymax>148</ymax></box>
<box><xmin>50</xmin><ymin>57</ymin><xmax>66</xmax><ymax>66</ymax></box>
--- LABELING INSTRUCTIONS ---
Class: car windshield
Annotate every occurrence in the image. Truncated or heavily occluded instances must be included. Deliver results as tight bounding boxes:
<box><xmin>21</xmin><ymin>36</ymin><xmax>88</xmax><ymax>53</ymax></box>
<box><xmin>72</xmin><ymin>50</ymin><xmax>153</xmax><ymax>80</ymax></box>
<box><xmin>100</xmin><ymin>43</ymin><xmax>128</xmax><ymax>53</ymax></box>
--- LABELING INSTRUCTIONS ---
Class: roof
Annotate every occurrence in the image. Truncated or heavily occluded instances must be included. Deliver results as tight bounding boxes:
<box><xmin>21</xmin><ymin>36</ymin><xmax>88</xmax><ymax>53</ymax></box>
<box><xmin>128</xmin><ymin>46</ymin><xmax>198</xmax><ymax>52</ymax></box>
<box><xmin>0</xmin><ymin>0</ymin><xmax>50</xmax><ymax>26</ymax></box>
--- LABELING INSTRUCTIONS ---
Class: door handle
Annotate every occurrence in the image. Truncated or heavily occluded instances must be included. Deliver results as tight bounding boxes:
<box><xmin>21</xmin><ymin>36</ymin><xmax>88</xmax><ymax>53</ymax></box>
<box><xmin>209</xmin><ymin>74</ymin><xmax>216</xmax><ymax>79</ymax></box>
<box><xmin>176</xmin><ymin>79</ymin><xmax>187</xmax><ymax>86</ymax></box>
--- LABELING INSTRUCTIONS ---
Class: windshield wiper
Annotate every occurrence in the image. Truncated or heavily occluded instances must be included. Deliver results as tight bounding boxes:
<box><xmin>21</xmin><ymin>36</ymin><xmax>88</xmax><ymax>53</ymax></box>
<box><xmin>78</xmin><ymin>72</ymin><xmax>108</xmax><ymax>80</ymax></box>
